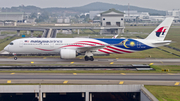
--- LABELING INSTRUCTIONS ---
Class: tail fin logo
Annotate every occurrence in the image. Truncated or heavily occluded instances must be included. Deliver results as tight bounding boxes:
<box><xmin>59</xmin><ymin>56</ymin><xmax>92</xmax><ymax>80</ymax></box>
<box><xmin>156</xmin><ymin>27</ymin><xmax>168</xmax><ymax>37</ymax></box>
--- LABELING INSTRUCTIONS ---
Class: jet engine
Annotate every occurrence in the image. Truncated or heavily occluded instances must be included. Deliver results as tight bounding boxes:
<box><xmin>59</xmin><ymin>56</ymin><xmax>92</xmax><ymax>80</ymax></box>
<box><xmin>60</xmin><ymin>49</ymin><xmax>76</xmax><ymax>59</ymax></box>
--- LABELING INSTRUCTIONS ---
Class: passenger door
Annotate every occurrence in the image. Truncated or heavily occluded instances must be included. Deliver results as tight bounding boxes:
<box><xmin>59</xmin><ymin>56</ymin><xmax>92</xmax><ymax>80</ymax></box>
<box><xmin>19</xmin><ymin>40</ymin><xmax>23</xmax><ymax>48</ymax></box>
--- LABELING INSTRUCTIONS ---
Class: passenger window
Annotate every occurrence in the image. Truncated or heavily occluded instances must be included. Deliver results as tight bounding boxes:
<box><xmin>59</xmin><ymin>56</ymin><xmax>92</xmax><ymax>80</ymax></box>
<box><xmin>9</xmin><ymin>42</ymin><xmax>13</xmax><ymax>45</ymax></box>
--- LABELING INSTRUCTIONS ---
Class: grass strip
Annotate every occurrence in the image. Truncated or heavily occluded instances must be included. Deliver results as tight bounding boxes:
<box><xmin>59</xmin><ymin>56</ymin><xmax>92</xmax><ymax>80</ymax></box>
<box><xmin>145</xmin><ymin>85</ymin><xmax>180</xmax><ymax>101</ymax></box>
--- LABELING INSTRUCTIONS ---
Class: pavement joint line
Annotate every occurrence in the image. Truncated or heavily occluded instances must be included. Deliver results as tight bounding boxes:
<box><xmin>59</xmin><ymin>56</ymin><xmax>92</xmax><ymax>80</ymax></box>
<box><xmin>7</xmin><ymin>80</ymin><xmax>11</xmax><ymax>83</ymax></box>
<box><xmin>119</xmin><ymin>81</ymin><xmax>124</xmax><ymax>84</ymax></box>
<box><xmin>63</xmin><ymin>81</ymin><xmax>68</xmax><ymax>84</ymax></box>
<box><xmin>110</xmin><ymin>62</ymin><xmax>114</xmax><ymax>64</ymax></box>
<box><xmin>73</xmin><ymin>73</ymin><xmax>77</xmax><ymax>75</ymax></box>
<box><xmin>121</xmin><ymin>73</ymin><xmax>126</xmax><ymax>75</ymax></box>
<box><xmin>10</xmin><ymin>73</ymin><xmax>15</xmax><ymax>75</ymax></box>
<box><xmin>175</xmin><ymin>82</ymin><xmax>180</xmax><ymax>85</ymax></box>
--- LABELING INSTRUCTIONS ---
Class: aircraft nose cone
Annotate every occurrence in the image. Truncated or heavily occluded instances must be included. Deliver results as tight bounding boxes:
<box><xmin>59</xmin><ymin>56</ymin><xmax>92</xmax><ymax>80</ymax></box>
<box><xmin>4</xmin><ymin>46</ymin><xmax>9</xmax><ymax>51</ymax></box>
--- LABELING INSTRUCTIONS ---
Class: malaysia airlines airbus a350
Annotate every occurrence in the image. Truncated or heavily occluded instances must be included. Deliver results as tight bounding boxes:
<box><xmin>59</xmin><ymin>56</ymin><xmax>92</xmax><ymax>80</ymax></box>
<box><xmin>4</xmin><ymin>17</ymin><xmax>174</xmax><ymax>61</ymax></box>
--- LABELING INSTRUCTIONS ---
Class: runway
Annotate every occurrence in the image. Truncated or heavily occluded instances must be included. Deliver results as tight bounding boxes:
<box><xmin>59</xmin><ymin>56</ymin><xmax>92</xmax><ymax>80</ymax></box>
<box><xmin>0</xmin><ymin>58</ymin><xmax>180</xmax><ymax>65</ymax></box>
<box><xmin>1</xmin><ymin>73</ymin><xmax>180</xmax><ymax>86</ymax></box>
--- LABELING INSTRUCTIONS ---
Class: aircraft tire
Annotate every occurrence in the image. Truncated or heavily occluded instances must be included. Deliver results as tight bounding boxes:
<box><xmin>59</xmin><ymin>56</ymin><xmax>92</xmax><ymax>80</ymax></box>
<box><xmin>90</xmin><ymin>56</ymin><xmax>94</xmax><ymax>61</ymax></box>
<box><xmin>14</xmin><ymin>57</ymin><xmax>17</xmax><ymax>60</ymax></box>
<box><xmin>84</xmin><ymin>56</ymin><xmax>89</xmax><ymax>61</ymax></box>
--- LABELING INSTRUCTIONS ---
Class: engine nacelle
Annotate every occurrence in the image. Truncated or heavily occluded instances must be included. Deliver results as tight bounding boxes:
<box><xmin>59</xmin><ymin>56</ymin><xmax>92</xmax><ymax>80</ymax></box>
<box><xmin>60</xmin><ymin>49</ymin><xmax>76</xmax><ymax>59</ymax></box>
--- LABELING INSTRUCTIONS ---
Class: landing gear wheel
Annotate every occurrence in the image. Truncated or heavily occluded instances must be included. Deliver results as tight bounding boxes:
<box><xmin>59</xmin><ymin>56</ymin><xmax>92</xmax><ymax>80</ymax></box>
<box><xmin>14</xmin><ymin>57</ymin><xmax>17</xmax><ymax>60</ymax></box>
<box><xmin>90</xmin><ymin>56</ymin><xmax>94</xmax><ymax>61</ymax></box>
<box><xmin>84</xmin><ymin>56</ymin><xmax>94</xmax><ymax>61</ymax></box>
<box><xmin>84</xmin><ymin>56</ymin><xmax>89</xmax><ymax>61</ymax></box>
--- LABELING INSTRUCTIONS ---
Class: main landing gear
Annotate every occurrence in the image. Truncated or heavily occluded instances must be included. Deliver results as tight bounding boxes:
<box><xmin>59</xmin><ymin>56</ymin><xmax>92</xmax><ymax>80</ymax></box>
<box><xmin>84</xmin><ymin>56</ymin><xmax>94</xmax><ymax>61</ymax></box>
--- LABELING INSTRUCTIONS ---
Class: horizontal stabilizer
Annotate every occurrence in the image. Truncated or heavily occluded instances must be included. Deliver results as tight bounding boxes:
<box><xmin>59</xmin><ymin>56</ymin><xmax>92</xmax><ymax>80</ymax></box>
<box><xmin>152</xmin><ymin>40</ymin><xmax>172</xmax><ymax>45</ymax></box>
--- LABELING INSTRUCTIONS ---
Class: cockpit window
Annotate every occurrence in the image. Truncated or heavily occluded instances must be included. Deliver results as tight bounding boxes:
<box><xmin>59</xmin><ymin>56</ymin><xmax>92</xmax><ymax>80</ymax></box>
<box><xmin>9</xmin><ymin>42</ymin><xmax>13</xmax><ymax>45</ymax></box>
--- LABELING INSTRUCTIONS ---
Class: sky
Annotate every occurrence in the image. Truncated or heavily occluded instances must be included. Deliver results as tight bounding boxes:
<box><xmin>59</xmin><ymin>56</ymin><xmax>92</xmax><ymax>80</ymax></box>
<box><xmin>0</xmin><ymin>0</ymin><xmax>179</xmax><ymax>11</ymax></box>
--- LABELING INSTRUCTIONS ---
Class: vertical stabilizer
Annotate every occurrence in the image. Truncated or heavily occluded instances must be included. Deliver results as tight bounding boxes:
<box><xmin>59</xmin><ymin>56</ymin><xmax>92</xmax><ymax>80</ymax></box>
<box><xmin>145</xmin><ymin>17</ymin><xmax>174</xmax><ymax>41</ymax></box>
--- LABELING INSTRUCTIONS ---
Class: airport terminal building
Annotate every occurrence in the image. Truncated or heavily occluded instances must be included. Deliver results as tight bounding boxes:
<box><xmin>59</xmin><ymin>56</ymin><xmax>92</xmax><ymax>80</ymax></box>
<box><xmin>0</xmin><ymin>12</ymin><xmax>28</xmax><ymax>26</ymax></box>
<box><xmin>100</xmin><ymin>9</ymin><xmax>125</xmax><ymax>34</ymax></box>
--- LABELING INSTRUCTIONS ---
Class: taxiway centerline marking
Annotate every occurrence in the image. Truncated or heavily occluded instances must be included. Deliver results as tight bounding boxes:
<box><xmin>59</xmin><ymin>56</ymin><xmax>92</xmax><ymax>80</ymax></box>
<box><xmin>110</xmin><ymin>62</ymin><xmax>114</xmax><ymax>64</ymax></box>
<box><xmin>167</xmin><ymin>73</ymin><xmax>174</xmax><ymax>75</ymax></box>
<box><xmin>10</xmin><ymin>73</ymin><xmax>15</xmax><ymax>75</ymax></box>
<box><xmin>119</xmin><ymin>81</ymin><xmax>124</xmax><ymax>84</ymax></box>
<box><xmin>175</xmin><ymin>82</ymin><xmax>180</xmax><ymax>85</ymax></box>
<box><xmin>63</xmin><ymin>81</ymin><xmax>68</xmax><ymax>84</ymax></box>
<box><xmin>7</xmin><ymin>80</ymin><xmax>11</xmax><ymax>83</ymax></box>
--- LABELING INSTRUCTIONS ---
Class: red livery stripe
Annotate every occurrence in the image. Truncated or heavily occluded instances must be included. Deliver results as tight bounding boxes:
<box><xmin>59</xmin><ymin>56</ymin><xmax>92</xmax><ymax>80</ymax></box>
<box><xmin>36</xmin><ymin>48</ymin><xmax>55</xmax><ymax>51</ymax></box>
<box><xmin>103</xmin><ymin>48</ymin><xmax>123</xmax><ymax>54</ymax></box>
<box><xmin>73</xmin><ymin>42</ymin><xmax>96</xmax><ymax>46</ymax></box>
<box><xmin>98</xmin><ymin>49</ymin><xmax>111</xmax><ymax>54</ymax></box>
<box><xmin>60</xmin><ymin>45</ymin><xmax>84</xmax><ymax>48</ymax></box>
<box><xmin>106</xmin><ymin>46</ymin><xmax>132</xmax><ymax>53</ymax></box>
<box><xmin>78</xmin><ymin>41</ymin><xmax>105</xmax><ymax>45</ymax></box>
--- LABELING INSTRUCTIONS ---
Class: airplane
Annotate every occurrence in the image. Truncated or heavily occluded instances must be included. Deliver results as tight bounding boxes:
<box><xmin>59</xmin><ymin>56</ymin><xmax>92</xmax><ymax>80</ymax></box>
<box><xmin>4</xmin><ymin>17</ymin><xmax>174</xmax><ymax>61</ymax></box>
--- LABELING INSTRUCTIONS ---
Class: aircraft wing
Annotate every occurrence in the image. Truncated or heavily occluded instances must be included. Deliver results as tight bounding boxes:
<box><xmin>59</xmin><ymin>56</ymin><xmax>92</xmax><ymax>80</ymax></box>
<box><xmin>60</xmin><ymin>45</ymin><xmax>108</xmax><ymax>52</ymax></box>
<box><xmin>76</xmin><ymin>45</ymin><xmax>107</xmax><ymax>52</ymax></box>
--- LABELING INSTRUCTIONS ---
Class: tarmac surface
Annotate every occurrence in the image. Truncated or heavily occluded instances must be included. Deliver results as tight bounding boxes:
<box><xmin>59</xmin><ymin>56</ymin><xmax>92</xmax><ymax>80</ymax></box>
<box><xmin>0</xmin><ymin>58</ymin><xmax>180</xmax><ymax>65</ymax></box>
<box><xmin>1</xmin><ymin>73</ymin><xmax>180</xmax><ymax>86</ymax></box>
<box><xmin>0</xmin><ymin>57</ymin><xmax>180</xmax><ymax>86</ymax></box>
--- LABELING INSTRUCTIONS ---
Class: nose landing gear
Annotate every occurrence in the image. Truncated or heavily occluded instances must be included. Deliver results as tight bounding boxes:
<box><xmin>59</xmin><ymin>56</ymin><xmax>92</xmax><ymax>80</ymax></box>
<box><xmin>14</xmin><ymin>57</ymin><xmax>17</xmax><ymax>60</ymax></box>
<box><xmin>13</xmin><ymin>53</ymin><xmax>17</xmax><ymax>60</ymax></box>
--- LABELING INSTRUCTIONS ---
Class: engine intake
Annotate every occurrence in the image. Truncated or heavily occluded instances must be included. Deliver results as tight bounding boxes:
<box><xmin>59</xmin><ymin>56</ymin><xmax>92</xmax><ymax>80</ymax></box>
<box><xmin>60</xmin><ymin>49</ymin><xmax>76</xmax><ymax>59</ymax></box>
